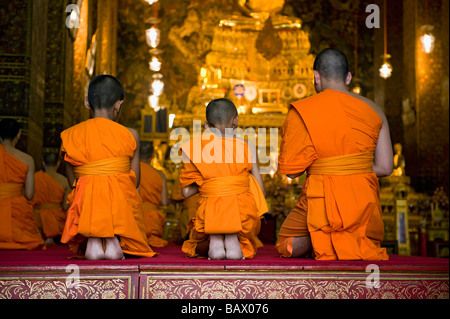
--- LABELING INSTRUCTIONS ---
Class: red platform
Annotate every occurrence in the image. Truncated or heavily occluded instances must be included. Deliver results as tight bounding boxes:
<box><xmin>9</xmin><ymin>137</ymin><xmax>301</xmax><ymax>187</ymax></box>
<box><xmin>0</xmin><ymin>244</ymin><xmax>448</xmax><ymax>299</ymax></box>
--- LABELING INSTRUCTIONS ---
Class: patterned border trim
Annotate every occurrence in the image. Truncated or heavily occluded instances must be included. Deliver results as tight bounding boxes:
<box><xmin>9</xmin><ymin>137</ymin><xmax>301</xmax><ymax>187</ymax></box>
<box><xmin>0</xmin><ymin>275</ymin><xmax>135</xmax><ymax>299</ymax></box>
<box><xmin>141</xmin><ymin>271</ymin><xmax>449</xmax><ymax>299</ymax></box>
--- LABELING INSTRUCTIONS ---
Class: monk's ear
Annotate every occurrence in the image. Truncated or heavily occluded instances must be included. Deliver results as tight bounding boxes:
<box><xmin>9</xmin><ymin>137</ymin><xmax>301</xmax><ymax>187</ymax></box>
<box><xmin>15</xmin><ymin>129</ymin><xmax>21</xmax><ymax>142</ymax></box>
<box><xmin>205</xmin><ymin>122</ymin><xmax>211</xmax><ymax>129</ymax></box>
<box><xmin>345</xmin><ymin>72</ymin><xmax>352</xmax><ymax>86</ymax></box>
<box><xmin>232</xmin><ymin>115</ymin><xmax>239</xmax><ymax>127</ymax></box>
<box><xmin>313</xmin><ymin>70</ymin><xmax>321</xmax><ymax>84</ymax></box>
<box><xmin>114</xmin><ymin>100</ymin><xmax>124</xmax><ymax>113</ymax></box>
<box><xmin>84</xmin><ymin>97</ymin><xmax>91</xmax><ymax>110</ymax></box>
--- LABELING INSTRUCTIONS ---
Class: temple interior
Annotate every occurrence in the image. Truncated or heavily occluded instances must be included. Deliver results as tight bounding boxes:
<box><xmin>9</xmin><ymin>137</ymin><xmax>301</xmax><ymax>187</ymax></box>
<box><xmin>0</xmin><ymin>0</ymin><xmax>448</xmax><ymax>258</ymax></box>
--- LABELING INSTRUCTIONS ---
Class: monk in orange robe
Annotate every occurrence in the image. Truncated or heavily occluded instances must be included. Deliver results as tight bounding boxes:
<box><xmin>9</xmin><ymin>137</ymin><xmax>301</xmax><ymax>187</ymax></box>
<box><xmin>31</xmin><ymin>153</ymin><xmax>71</xmax><ymax>245</ymax></box>
<box><xmin>0</xmin><ymin>118</ymin><xmax>45</xmax><ymax>250</ymax></box>
<box><xmin>60</xmin><ymin>74</ymin><xmax>156</xmax><ymax>260</ymax></box>
<box><xmin>139</xmin><ymin>141</ymin><xmax>169</xmax><ymax>247</ymax></box>
<box><xmin>276</xmin><ymin>48</ymin><xmax>393</xmax><ymax>261</ymax></box>
<box><xmin>171</xmin><ymin>172</ymin><xmax>199</xmax><ymax>244</ymax></box>
<box><xmin>180</xmin><ymin>98</ymin><xmax>268</xmax><ymax>260</ymax></box>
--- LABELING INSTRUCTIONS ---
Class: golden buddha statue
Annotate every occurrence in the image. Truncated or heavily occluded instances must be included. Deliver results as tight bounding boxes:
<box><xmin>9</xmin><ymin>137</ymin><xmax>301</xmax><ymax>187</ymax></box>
<box><xmin>180</xmin><ymin>0</ymin><xmax>314</xmax><ymax>125</ymax></box>
<box><xmin>393</xmin><ymin>143</ymin><xmax>406</xmax><ymax>177</ymax></box>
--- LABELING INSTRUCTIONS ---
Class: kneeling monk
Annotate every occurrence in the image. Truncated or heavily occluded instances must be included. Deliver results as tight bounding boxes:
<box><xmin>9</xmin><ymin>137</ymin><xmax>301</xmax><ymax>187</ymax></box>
<box><xmin>276</xmin><ymin>48</ymin><xmax>393</xmax><ymax>261</ymax></box>
<box><xmin>180</xmin><ymin>98</ymin><xmax>268</xmax><ymax>260</ymax></box>
<box><xmin>60</xmin><ymin>75</ymin><xmax>157</xmax><ymax>260</ymax></box>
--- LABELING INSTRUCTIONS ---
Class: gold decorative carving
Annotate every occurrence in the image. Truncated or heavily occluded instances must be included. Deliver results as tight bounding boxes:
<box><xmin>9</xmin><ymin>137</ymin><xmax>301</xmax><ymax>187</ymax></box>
<box><xmin>143</xmin><ymin>272</ymin><xmax>449</xmax><ymax>299</ymax></box>
<box><xmin>0</xmin><ymin>276</ymin><xmax>132</xmax><ymax>299</ymax></box>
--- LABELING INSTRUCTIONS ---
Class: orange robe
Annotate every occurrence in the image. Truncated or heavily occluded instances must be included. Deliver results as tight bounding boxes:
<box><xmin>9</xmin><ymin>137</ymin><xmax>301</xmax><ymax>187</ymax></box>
<box><xmin>0</xmin><ymin>145</ymin><xmax>45</xmax><ymax>250</ymax></box>
<box><xmin>276</xmin><ymin>89</ymin><xmax>388</xmax><ymax>261</ymax></box>
<box><xmin>171</xmin><ymin>176</ymin><xmax>199</xmax><ymax>242</ymax></box>
<box><xmin>139</xmin><ymin>161</ymin><xmax>168</xmax><ymax>247</ymax></box>
<box><xmin>180</xmin><ymin>136</ymin><xmax>267</xmax><ymax>259</ymax></box>
<box><xmin>60</xmin><ymin>118</ymin><xmax>156</xmax><ymax>258</ymax></box>
<box><xmin>31</xmin><ymin>170</ymin><xmax>67</xmax><ymax>238</ymax></box>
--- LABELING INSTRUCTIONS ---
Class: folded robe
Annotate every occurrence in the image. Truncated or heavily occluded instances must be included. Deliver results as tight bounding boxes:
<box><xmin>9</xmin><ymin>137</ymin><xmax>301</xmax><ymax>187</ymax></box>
<box><xmin>139</xmin><ymin>161</ymin><xmax>168</xmax><ymax>247</ymax></box>
<box><xmin>0</xmin><ymin>145</ymin><xmax>45</xmax><ymax>250</ymax></box>
<box><xmin>31</xmin><ymin>170</ymin><xmax>67</xmax><ymax>238</ymax></box>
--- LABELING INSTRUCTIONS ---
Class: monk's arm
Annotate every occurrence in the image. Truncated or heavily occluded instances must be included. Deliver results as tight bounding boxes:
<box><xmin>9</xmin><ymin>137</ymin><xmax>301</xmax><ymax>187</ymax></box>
<box><xmin>62</xmin><ymin>179</ymin><xmax>71</xmax><ymax>210</ymax></box>
<box><xmin>373</xmin><ymin>113</ymin><xmax>394</xmax><ymax>177</ymax></box>
<box><xmin>181</xmin><ymin>183</ymin><xmax>199</xmax><ymax>198</ymax></box>
<box><xmin>250</xmin><ymin>161</ymin><xmax>266</xmax><ymax>197</ymax></box>
<box><xmin>127</xmin><ymin>127</ymin><xmax>141</xmax><ymax>187</ymax></box>
<box><xmin>62</xmin><ymin>157</ymin><xmax>76</xmax><ymax>189</ymax></box>
<box><xmin>158</xmin><ymin>170</ymin><xmax>169</xmax><ymax>206</ymax></box>
<box><xmin>24</xmin><ymin>154</ymin><xmax>35</xmax><ymax>200</ymax></box>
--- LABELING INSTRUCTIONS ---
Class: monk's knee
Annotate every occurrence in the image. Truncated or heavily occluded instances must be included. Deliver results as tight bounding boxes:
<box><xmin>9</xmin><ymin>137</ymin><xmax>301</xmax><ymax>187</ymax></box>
<box><xmin>291</xmin><ymin>236</ymin><xmax>312</xmax><ymax>258</ymax></box>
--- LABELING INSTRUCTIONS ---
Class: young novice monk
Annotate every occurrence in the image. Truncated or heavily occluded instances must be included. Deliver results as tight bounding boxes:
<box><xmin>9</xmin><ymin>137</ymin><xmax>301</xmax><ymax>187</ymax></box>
<box><xmin>32</xmin><ymin>153</ymin><xmax>71</xmax><ymax>245</ymax></box>
<box><xmin>0</xmin><ymin>118</ymin><xmax>45</xmax><ymax>250</ymax></box>
<box><xmin>60</xmin><ymin>74</ymin><xmax>157</xmax><ymax>260</ymax></box>
<box><xmin>179</xmin><ymin>98</ymin><xmax>268</xmax><ymax>260</ymax></box>
<box><xmin>139</xmin><ymin>141</ymin><xmax>169</xmax><ymax>247</ymax></box>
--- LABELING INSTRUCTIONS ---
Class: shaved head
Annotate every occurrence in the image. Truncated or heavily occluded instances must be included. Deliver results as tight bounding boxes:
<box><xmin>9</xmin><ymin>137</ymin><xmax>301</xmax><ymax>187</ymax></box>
<box><xmin>205</xmin><ymin>98</ymin><xmax>238</xmax><ymax>127</ymax></box>
<box><xmin>140</xmin><ymin>141</ymin><xmax>154</xmax><ymax>160</ymax></box>
<box><xmin>43</xmin><ymin>153</ymin><xmax>59</xmax><ymax>166</ymax></box>
<box><xmin>313</xmin><ymin>48</ymin><xmax>349</xmax><ymax>82</ymax></box>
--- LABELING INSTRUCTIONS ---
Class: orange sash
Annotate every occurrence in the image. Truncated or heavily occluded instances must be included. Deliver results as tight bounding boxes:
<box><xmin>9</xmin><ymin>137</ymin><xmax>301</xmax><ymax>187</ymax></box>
<box><xmin>74</xmin><ymin>156</ymin><xmax>130</xmax><ymax>178</ymax></box>
<box><xmin>0</xmin><ymin>183</ymin><xmax>23</xmax><ymax>198</ymax></box>
<box><xmin>308</xmin><ymin>152</ymin><xmax>374</xmax><ymax>175</ymax></box>
<box><xmin>199</xmin><ymin>175</ymin><xmax>268</xmax><ymax>234</ymax></box>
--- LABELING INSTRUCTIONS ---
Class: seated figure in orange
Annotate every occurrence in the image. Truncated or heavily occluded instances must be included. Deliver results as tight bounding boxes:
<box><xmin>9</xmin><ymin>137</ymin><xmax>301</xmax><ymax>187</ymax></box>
<box><xmin>139</xmin><ymin>141</ymin><xmax>169</xmax><ymax>247</ymax></box>
<box><xmin>32</xmin><ymin>152</ymin><xmax>71</xmax><ymax>245</ymax></box>
<box><xmin>60</xmin><ymin>75</ymin><xmax>156</xmax><ymax>260</ymax></box>
<box><xmin>0</xmin><ymin>118</ymin><xmax>45</xmax><ymax>250</ymax></box>
<box><xmin>180</xmin><ymin>98</ymin><xmax>268</xmax><ymax>260</ymax></box>
<box><xmin>276</xmin><ymin>48</ymin><xmax>393</xmax><ymax>261</ymax></box>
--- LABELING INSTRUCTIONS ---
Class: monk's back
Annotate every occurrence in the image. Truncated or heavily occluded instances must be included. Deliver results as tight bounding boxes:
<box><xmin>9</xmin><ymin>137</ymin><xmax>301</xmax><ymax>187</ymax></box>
<box><xmin>189</xmin><ymin>137</ymin><xmax>253</xmax><ymax>180</ymax></box>
<box><xmin>0</xmin><ymin>145</ymin><xmax>27</xmax><ymax>184</ymax></box>
<box><xmin>140</xmin><ymin>162</ymin><xmax>162</xmax><ymax>205</ymax></box>
<box><xmin>295</xmin><ymin>89</ymin><xmax>382</xmax><ymax>157</ymax></box>
<box><xmin>61</xmin><ymin>118</ymin><xmax>135</xmax><ymax>163</ymax></box>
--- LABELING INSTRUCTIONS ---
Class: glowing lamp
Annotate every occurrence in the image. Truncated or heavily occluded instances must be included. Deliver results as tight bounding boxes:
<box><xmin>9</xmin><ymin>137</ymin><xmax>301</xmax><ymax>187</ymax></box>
<box><xmin>420</xmin><ymin>25</ymin><xmax>435</xmax><ymax>54</ymax></box>
<box><xmin>379</xmin><ymin>54</ymin><xmax>393</xmax><ymax>79</ymax></box>
<box><xmin>149</xmin><ymin>56</ymin><xmax>161</xmax><ymax>72</ymax></box>
<box><xmin>146</xmin><ymin>27</ymin><xmax>160</xmax><ymax>48</ymax></box>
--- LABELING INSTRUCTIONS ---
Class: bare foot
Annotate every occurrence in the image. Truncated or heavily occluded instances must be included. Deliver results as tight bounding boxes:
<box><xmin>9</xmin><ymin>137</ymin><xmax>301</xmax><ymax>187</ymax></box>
<box><xmin>105</xmin><ymin>236</ymin><xmax>124</xmax><ymax>260</ymax></box>
<box><xmin>85</xmin><ymin>237</ymin><xmax>105</xmax><ymax>260</ymax></box>
<box><xmin>208</xmin><ymin>234</ymin><xmax>226</xmax><ymax>260</ymax></box>
<box><xmin>224</xmin><ymin>234</ymin><xmax>244</xmax><ymax>260</ymax></box>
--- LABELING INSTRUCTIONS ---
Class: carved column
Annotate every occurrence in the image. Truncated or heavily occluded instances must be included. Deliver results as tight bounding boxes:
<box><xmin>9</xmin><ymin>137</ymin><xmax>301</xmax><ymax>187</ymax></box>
<box><xmin>96</xmin><ymin>0</ymin><xmax>118</xmax><ymax>76</ymax></box>
<box><xmin>0</xmin><ymin>0</ymin><xmax>48</xmax><ymax>165</ymax></box>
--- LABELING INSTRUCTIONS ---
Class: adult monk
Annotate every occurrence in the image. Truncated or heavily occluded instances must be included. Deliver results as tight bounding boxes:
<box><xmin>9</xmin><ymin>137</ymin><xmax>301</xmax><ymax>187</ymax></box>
<box><xmin>0</xmin><ymin>118</ymin><xmax>45</xmax><ymax>250</ymax></box>
<box><xmin>180</xmin><ymin>98</ymin><xmax>268</xmax><ymax>260</ymax></box>
<box><xmin>139</xmin><ymin>141</ymin><xmax>169</xmax><ymax>247</ymax></box>
<box><xmin>32</xmin><ymin>153</ymin><xmax>71</xmax><ymax>245</ymax></box>
<box><xmin>60</xmin><ymin>74</ymin><xmax>157</xmax><ymax>260</ymax></box>
<box><xmin>276</xmin><ymin>48</ymin><xmax>393</xmax><ymax>261</ymax></box>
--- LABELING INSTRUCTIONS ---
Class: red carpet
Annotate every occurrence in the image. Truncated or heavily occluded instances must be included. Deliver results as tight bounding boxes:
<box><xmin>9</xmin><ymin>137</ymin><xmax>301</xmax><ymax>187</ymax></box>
<box><xmin>0</xmin><ymin>243</ymin><xmax>448</xmax><ymax>270</ymax></box>
<box><xmin>0</xmin><ymin>244</ymin><xmax>448</xmax><ymax>299</ymax></box>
